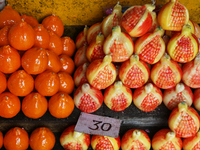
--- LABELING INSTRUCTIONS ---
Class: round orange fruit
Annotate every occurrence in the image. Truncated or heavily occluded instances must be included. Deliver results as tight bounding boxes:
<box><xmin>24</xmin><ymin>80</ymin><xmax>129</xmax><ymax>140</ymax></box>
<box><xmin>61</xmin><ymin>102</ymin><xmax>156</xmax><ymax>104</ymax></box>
<box><xmin>8</xmin><ymin>70</ymin><xmax>34</xmax><ymax>97</ymax></box>
<box><xmin>58</xmin><ymin>71</ymin><xmax>74</xmax><ymax>94</ymax></box>
<box><xmin>8</xmin><ymin>19</ymin><xmax>35</xmax><ymax>50</ymax></box>
<box><xmin>30</xmin><ymin>127</ymin><xmax>56</xmax><ymax>150</ymax></box>
<box><xmin>22</xmin><ymin>92</ymin><xmax>48</xmax><ymax>119</ymax></box>
<box><xmin>49</xmin><ymin>92</ymin><xmax>74</xmax><ymax>118</ymax></box>
<box><xmin>4</xmin><ymin>127</ymin><xmax>29</xmax><ymax>150</ymax></box>
<box><xmin>0</xmin><ymin>92</ymin><xmax>21</xmax><ymax>118</ymax></box>
<box><xmin>35</xmin><ymin>70</ymin><xmax>60</xmax><ymax>96</ymax></box>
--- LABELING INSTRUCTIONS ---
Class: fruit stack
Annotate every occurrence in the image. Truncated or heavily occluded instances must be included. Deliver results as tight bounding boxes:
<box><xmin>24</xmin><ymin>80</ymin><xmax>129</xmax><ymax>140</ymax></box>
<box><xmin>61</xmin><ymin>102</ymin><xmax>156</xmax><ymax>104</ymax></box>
<box><xmin>0</xmin><ymin>5</ymin><xmax>76</xmax><ymax>150</ymax></box>
<box><xmin>1</xmin><ymin>0</ymin><xmax>200</xmax><ymax>149</ymax></box>
<box><xmin>65</xmin><ymin>0</ymin><xmax>200</xmax><ymax>149</ymax></box>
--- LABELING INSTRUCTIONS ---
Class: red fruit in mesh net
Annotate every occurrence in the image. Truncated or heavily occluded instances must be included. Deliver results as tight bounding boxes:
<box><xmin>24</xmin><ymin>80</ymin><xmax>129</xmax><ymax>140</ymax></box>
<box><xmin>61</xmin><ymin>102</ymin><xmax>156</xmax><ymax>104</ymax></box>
<box><xmin>73</xmin><ymin>83</ymin><xmax>103</xmax><ymax>113</ymax></box>
<box><xmin>86</xmin><ymin>55</ymin><xmax>117</xmax><ymax>90</ymax></box>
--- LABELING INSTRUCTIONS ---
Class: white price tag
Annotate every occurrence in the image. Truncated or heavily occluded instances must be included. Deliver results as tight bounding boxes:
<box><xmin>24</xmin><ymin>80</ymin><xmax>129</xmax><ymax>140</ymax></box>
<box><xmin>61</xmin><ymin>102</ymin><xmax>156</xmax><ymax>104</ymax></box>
<box><xmin>75</xmin><ymin>112</ymin><xmax>122</xmax><ymax>138</ymax></box>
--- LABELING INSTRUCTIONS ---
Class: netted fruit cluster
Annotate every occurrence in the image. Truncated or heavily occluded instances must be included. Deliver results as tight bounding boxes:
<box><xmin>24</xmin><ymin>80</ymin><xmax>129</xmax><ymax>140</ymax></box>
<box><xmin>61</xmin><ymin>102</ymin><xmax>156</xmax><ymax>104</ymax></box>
<box><xmin>0</xmin><ymin>5</ymin><xmax>76</xmax><ymax>119</ymax></box>
<box><xmin>72</xmin><ymin>0</ymin><xmax>200</xmax><ymax>149</ymax></box>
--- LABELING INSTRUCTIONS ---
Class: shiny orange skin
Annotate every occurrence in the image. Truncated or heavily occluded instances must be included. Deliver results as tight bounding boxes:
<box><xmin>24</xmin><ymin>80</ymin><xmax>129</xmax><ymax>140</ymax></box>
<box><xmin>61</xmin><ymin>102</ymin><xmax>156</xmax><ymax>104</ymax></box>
<box><xmin>8</xmin><ymin>20</ymin><xmax>35</xmax><ymax>50</ymax></box>
<box><xmin>22</xmin><ymin>92</ymin><xmax>48</xmax><ymax>119</ymax></box>
<box><xmin>0</xmin><ymin>131</ymin><xmax>3</xmax><ymax>149</ymax></box>
<box><xmin>0</xmin><ymin>26</ymin><xmax>10</xmax><ymax>47</ymax></box>
<box><xmin>30</xmin><ymin>127</ymin><xmax>56</xmax><ymax>150</ymax></box>
<box><xmin>4</xmin><ymin>127</ymin><xmax>29</xmax><ymax>150</ymax></box>
<box><xmin>42</xmin><ymin>14</ymin><xmax>64</xmax><ymax>37</ymax></box>
<box><xmin>0</xmin><ymin>71</ymin><xmax>7</xmax><ymax>94</ymax></box>
<box><xmin>21</xmin><ymin>14</ymin><xmax>39</xmax><ymax>28</ymax></box>
<box><xmin>49</xmin><ymin>92</ymin><xmax>74</xmax><ymax>118</ymax></box>
<box><xmin>0</xmin><ymin>5</ymin><xmax>21</xmax><ymax>28</ymax></box>
<box><xmin>58</xmin><ymin>72</ymin><xmax>74</xmax><ymax>94</ymax></box>
<box><xmin>35</xmin><ymin>70</ymin><xmax>60</xmax><ymax>96</ymax></box>
<box><xmin>8</xmin><ymin>70</ymin><xmax>34</xmax><ymax>97</ymax></box>
<box><xmin>34</xmin><ymin>24</ymin><xmax>50</xmax><ymax>49</ymax></box>
<box><xmin>46</xmin><ymin>50</ymin><xmax>61</xmax><ymax>73</ymax></box>
<box><xmin>61</xmin><ymin>36</ymin><xmax>76</xmax><ymax>57</ymax></box>
<box><xmin>21</xmin><ymin>47</ymin><xmax>48</xmax><ymax>75</ymax></box>
<box><xmin>48</xmin><ymin>30</ymin><xmax>63</xmax><ymax>55</ymax></box>
<box><xmin>59</xmin><ymin>54</ymin><xmax>75</xmax><ymax>75</ymax></box>
<box><xmin>0</xmin><ymin>45</ymin><xmax>21</xmax><ymax>74</ymax></box>
<box><xmin>0</xmin><ymin>92</ymin><xmax>21</xmax><ymax>118</ymax></box>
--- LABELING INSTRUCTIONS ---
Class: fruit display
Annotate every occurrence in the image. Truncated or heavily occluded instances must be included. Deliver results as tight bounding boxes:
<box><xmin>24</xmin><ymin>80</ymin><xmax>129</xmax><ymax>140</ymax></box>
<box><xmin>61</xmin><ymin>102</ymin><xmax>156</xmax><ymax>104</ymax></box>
<box><xmin>1</xmin><ymin>0</ymin><xmax>200</xmax><ymax>149</ymax></box>
<box><xmin>60</xmin><ymin>125</ymin><xmax>90</xmax><ymax>150</ymax></box>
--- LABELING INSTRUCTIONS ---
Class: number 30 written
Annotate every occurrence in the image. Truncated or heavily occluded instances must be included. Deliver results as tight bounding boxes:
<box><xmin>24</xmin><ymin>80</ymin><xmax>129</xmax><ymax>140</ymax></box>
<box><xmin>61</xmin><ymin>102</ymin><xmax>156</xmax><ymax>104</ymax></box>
<box><xmin>88</xmin><ymin>120</ymin><xmax>112</xmax><ymax>131</ymax></box>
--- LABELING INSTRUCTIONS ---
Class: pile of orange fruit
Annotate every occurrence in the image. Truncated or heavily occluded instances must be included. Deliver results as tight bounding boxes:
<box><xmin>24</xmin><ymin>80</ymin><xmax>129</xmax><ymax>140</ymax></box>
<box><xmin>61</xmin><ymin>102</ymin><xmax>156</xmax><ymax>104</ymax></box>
<box><xmin>0</xmin><ymin>5</ymin><xmax>75</xmax><ymax>120</ymax></box>
<box><xmin>0</xmin><ymin>127</ymin><xmax>55</xmax><ymax>150</ymax></box>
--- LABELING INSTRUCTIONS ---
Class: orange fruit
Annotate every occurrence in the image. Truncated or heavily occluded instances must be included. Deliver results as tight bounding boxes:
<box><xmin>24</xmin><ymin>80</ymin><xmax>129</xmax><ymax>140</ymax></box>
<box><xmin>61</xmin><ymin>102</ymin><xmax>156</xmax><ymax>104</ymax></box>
<box><xmin>21</xmin><ymin>47</ymin><xmax>48</xmax><ymax>75</ymax></box>
<box><xmin>34</xmin><ymin>24</ymin><xmax>50</xmax><ymax>49</ymax></box>
<box><xmin>35</xmin><ymin>70</ymin><xmax>60</xmax><ymax>96</ymax></box>
<box><xmin>0</xmin><ymin>71</ymin><xmax>7</xmax><ymax>94</ymax></box>
<box><xmin>22</xmin><ymin>92</ymin><xmax>48</xmax><ymax>119</ymax></box>
<box><xmin>21</xmin><ymin>14</ymin><xmax>39</xmax><ymax>28</ymax></box>
<box><xmin>58</xmin><ymin>71</ymin><xmax>74</xmax><ymax>94</ymax></box>
<box><xmin>0</xmin><ymin>5</ymin><xmax>21</xmax><ymax>28</ymax></box>
<box><xmin>8</xmin><ymin>19</ymin><xmax>35</xmax><ymax>50</ymax></box>
<box><xmin>8</xmin><ymin>70</ymin><xmax>34</xmax><ymax>97</ymax></box>
<box><xmin>48</xmin><ymin>30</ymin><xmax>63</xmax><ymax>55</ymax></box>
<box><xmin>0</xmin><ymin>26</ymin><xmax>10</xmax><ymax>47</ymax></box>
<box><xmin>42</xmin><ymin>14</ymin><xmax>64</xmax><ymax>37</ymax></box>
<box><xmin>49</xmin><ymin>92</ymin><xmax>74</xmax><ymax>118</ymax></box>
<box><xmin>30</xmin><ymin>127</ymin><xmax>55</xmax><ymax>150</ymax></box>
<box><xmin>4</xmin><ymin>127</ymin><xmax>29</xmax><ymax>150</ymax></box>
<box><xmin>0</xmin><ymin>92</ymin><xmax>21</xmax><ymax>118</ymax></box>
<box><xmin>61</xmin><ymin>36</ymin><xmax>76</xmax><ymax>57</ymax></box>
<box><xmin>0</xmin><ymin>45</ymin><xmax>21</xmax><ymax>74</ymax></box>
<box><xmin>46</xmin><ymin>50</ymin><xmax>61</xmax><ymax>73</ymax></box>
<box><xmin>59</xmin><ymin>54</ymin><xmax>75</xmax><ymax>75</ymax></box>
<box><xmin>0</xmin><ymin>131</ymin><xmax>3</xmax><ymax>149</ymax></box>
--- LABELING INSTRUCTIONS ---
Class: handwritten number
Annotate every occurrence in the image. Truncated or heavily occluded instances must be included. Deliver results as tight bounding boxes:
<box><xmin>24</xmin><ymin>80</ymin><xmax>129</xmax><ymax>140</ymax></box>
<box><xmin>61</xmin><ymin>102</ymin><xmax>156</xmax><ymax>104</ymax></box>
<box><xmin>101</xmin><ymin>123</ymin><xmax>112</xmax><ymax>131</ymax></box>
<box><xmin>88</xmin><ymin>120</ymin><xmax>102</xmax><ymax>130</ymax></box>
<box><xmin>88</xmin><ymin>120</ymin><xmax>112</xmax><ymax>131</ymax></box>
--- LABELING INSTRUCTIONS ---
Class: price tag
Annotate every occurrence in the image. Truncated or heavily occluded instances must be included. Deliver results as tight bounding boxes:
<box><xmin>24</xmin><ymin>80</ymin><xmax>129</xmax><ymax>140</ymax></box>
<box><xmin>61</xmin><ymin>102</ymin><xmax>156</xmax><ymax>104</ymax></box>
<box><xmin>75</xmin><ymin>112</ymin><xmax>122</xmax><ymax>138</ymax></box>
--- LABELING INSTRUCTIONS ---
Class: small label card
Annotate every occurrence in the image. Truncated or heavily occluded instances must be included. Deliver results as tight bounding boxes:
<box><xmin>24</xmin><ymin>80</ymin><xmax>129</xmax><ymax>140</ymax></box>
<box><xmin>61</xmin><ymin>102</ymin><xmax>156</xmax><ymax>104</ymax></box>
<box><xmin>75</xmin><ymin>112</ymin><xmax>122</xmax><ymax>138</ymax></box>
